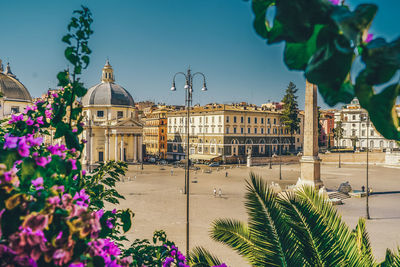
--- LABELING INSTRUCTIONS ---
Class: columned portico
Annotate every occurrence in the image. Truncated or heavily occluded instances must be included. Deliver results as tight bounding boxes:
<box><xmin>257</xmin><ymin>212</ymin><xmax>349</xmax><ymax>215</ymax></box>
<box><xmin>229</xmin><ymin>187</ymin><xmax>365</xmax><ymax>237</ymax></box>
<box><xmin>120</xmin><ymin>134</ymin><xmax>124</xmax><ymax>161</ymax></box>
<box><xmin>300</xmin><ymin>81</ymin><xmax>323</xmax><ymax>188</ymax></box>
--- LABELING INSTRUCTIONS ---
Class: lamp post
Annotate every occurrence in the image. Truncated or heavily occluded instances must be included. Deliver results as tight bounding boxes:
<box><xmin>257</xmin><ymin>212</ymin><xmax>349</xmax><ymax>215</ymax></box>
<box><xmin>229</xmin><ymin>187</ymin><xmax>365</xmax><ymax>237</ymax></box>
<box><xmin>170</xmin><ymin>67</ymin><xmax>207</xmax><ymax>256</ymax></box>
<box><xmin>278</xmin><ymin>122</ymin><xmax>282</xmax><ymax>180</ymax></box>
<box><xmin>365</xmin><ymin>114</ymin><xmax>370</xmax><ymax>219</ymax></box>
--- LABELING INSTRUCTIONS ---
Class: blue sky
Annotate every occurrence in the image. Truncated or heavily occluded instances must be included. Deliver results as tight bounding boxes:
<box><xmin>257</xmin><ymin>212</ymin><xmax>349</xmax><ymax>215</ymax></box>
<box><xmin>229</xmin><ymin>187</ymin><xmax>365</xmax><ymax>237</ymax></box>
<box><xmin>1</xmin><ymin>0</ymin><xmax>398</xmax><ymax>109</ymax></box>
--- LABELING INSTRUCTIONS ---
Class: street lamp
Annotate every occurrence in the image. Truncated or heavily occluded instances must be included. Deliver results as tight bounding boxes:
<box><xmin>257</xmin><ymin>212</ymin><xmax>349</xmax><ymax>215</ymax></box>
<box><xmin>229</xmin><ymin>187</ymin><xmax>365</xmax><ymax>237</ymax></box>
<box><xmin>364</xmin><ymin>114</ymin><xmax>370</xmax><ymax>219</ymax></box>
<box><xmin>170</xmin><ymin>67</ymin><xmax>207</xmax><ymax>256</ymax></box>
<box><xmin>278</xmin><ymin>122</ymin><xmax>282</xmax><ymax>180</ymax></box>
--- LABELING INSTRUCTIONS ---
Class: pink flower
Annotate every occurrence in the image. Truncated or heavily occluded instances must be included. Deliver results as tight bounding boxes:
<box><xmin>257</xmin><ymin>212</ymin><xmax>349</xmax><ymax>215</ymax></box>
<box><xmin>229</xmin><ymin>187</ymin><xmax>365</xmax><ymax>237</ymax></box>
<box><xmin>35</xmin><ymin>157</ymin><xmax>51</xmax><ymax>168</ymax></box>
<box><xmin>72</xmin><ymin>128</ymin><xmax>78</xmax><ymax>133</ymax></box>
<box><xmin>73</xmin><ymin>174</ymin><xmax>78</xmax><ymax>180</ymax></box>
<box><xmin>106</xmin><ymin>218</ymin><xmax>114</xmax><ymax>229</ymax></box>
<box><xmin>52</xmin><ymin>93</ymin><xmax>59</xmax><ymax>98</ymax></box>
<box><xmin>3</xmin><ymin>134</ymin><xmax>18</xmax><ymax>149</ymax></box>
<box><xmin>18</xmin><ymin>140</ymin><xmax>30</xmax><ymax>157</ymax></box>
<box><xmin>31</xmin><ymin>177</ymin><xmax>44</xmax><ymax>190</ymax></box>
<box><xmin>45</xmin><ymin>109</ymin><xmax>52</xmax><ymax>119</ymax></box>
<box><xmin>8</xmin><ymin>114</ymin><xmax>23</xmax><ymax>124</ymax></box>
<box><xmin>56</xmin><ymin>231</ymin><xmax>63</xmax><ymax>240</ymax></box>
<box><xmin>112</xmin><ymin>208</ymin><xmax>117</xmax><ymax>214</ymax></box>
<box><xmin>26</xmin><ymin>118</ymin><xmax>34</xmax><ymax>126</ymax></box>
<box><xmin>96</xmin><ymin>209</ymin><xmax>104</xmax><ymax>219</ymax></box>
<box><xmin>48</xmin><ymin>196</ymin><xmax>60</xmax><ymax>205</ymax></box>
<box><xmin>82</xmin><ymin>170</ymin><xmax>86</xmax><ymax>176</ymax></box>
<box><xmin>364</xmin><ymin>33</ymin><xmax>373</xmax><ymax>43</ymax></box>
<box><xmin>36</xmin><ymin>116</ymin><xmax>44</xmax><ymax>125</ymax></box>
<box><xmin>328</xmin><ymin>0</ymin><xmax>340</xmax><ymax>5</ymax></box>
<box><xmin>68</xmin><ymin>158</ymin><xmax>77</xmax><ymax>170</ymax></box>
<box><xmin>73</xmin><ymin>189</ymin><xmax>90</xmax><ymax>207</ymax></box>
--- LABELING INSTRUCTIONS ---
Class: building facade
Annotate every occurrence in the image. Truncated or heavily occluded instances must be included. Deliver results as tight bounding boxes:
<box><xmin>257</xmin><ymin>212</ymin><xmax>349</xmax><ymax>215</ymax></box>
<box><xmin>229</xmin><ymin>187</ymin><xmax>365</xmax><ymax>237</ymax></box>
<box><xmin>319</xmin><ymin>110</ymin><xmax>335</xmax><ymax>149</ymax></box>
<box><xmin>334</xmin><ymin>98</ymin><xmax>398</xmax><ymax>150</ymax></box>
<box><xmin>0</xmin><ymin>60</ymin><xmax>32</xmax><ymax>118</ymax></box>
<box><xmin>81</xmin><ymin>60</ymin><xmax>144</xmax><ymax>168</ymax></box>
<box><xmin>167</xmin><ymin>103</ymin><xmax>304</xmax><ymax>162</ymax></box>
<box><xmin>143</xmin><ymin>107</ymin><xmax>168</xmax><ymax>159</ymax></box>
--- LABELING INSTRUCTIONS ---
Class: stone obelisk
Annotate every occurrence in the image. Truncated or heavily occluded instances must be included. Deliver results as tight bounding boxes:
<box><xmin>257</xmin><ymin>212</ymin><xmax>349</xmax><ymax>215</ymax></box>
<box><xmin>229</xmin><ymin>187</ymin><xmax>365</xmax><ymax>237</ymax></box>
<box><xmin>299</xmin><ymin>81</ymin><xmax>323</xmax><ymax>188</ymax></box>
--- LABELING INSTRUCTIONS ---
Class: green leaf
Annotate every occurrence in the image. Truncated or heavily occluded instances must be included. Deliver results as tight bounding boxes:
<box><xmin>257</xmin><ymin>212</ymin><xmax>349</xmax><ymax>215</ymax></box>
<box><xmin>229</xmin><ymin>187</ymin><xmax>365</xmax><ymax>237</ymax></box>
<box><xmin>368</xmin><ymin>83</ymin><xmax>400</xmax><ymax>141</ymax></box>
<box><xmin>284</xmin><ymin>25</ymin><xmax>324</xmax><ymax>70</ymax></box>
<box><xmin>121</xmin><ymin>209</ymin><xmax>133</xmax><ymax>232</ymax></box>
<box><xmin>331</xmin><ymin>4</ymin><xmax>378</xmax><ymax>45</ymax></box>
<box><xmin>361</xmin><ymin>37</ymin><xmax>400</xmax><ymax>85</ymax></box>
<box><xmin>251</xmin><ymin>0</ymin><xmax>275</xmax><ymax>39</ymax></box>
<box><xmin>54</xmin><ymin>122</ymin><xmax>69</xmax><ymax>139</ymax></box>
<box><xmin>57</xmin><ymin>71</ymin><xmax>69</xmax><ymax>87</ymax></box>
<box><xmin>318</xmin><ymin>79</ymin><xmax>355</xmax><ymax>107</ymax></box>
<box><xmin>62</xmin><ymin>34</ymin><xmax>73</xmax><ymax>45</ymax></box>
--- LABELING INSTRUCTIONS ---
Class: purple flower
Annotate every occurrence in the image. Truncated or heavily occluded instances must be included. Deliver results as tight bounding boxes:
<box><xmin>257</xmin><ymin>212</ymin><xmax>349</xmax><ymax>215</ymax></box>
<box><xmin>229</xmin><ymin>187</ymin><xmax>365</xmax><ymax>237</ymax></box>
<box><xmin>36</xmin><ymin>116</ymin><xmax>44</xmax><ymax>125</ymax></box>
<box><xmin>82</xmin><ymin>170</ymin><xmax>86</xmax><ymax>176</ymax></box>
<box><xmin>112</xmin><ymin>209</ymin><xmax>117</xmax><ymax>214</ymax></box>
<box><xmin>364</xmin><ymin>33</ymin><xmax>373</xmax><ymax>43</ymax></box>
<box><xmin>72</xmin><ymin>128</ymin><xmax>78</xmax><ymax>133</ymax></box>
<box><xmin>73</xmin><ymin>174</ymin><xmax>78</xmax><ymax>180</ymax></box>
<box><xmin>96</xmin><ymin>209</ymin><xmax>104</xmax><ymax>219</ymax></box>
<box><xmin>18</xmin><ymin>140</ymin><xmax>30</xmax><ymax>157</ymax></box>
<box><xmin>69</xmin><ymin>263</ymin><xmax>84</xmax><ymax>267</ymax></box>
<box><xmin>73</xmin><ymin>189</ymin><xmax>90</xmax><ymax>207</ymax></box>
<box><xmin>171</xmin><ymin>250</ymin><xmax>177</xmax><ymax>256</ymax></box>
<box><xmin>48</xmin><ymin>196</ymin><xmax>60</xmax><ymax>205</ymax></box>
<box><xmin>45</xmin><ymin>109</ymin><xmax>52</xmax><ymax>119</ymax></box>
<box><xmin>31</xmin><ymin>177</ymin><xmax>44</xmax><ymax>190</ymax></box>
<box><xmin>8</xmin><ymin>114</ymin><xmax>23</xmax><ymax>124</ymax></box>
<box><xmin>35</xmin><ymin>157</ymin><xmax>51</xmax><ymax>168</ymax></box>
<box><xmin>68</xmin><ymin>158</ymin><xmax>77</xmax><ymax>170</ymax></box>
<box><xmin>163</xmin><ymin>257</ymin><xmax>174</xmax><ymax>267</ymax></box>
<box><xmin>56</xmin><ymin>231</ymin><xmax>63</xmax><ymax>240</ymax></box>
<box><xmin>52</xmin><ymin>93</ymin><xmax>59</xmax><ymax>98</ymax></box>
<box><xmin>26</xmin><ymin>118</ymin><xmax>34</xmax><ymax>126</ymax></box>
<box><xmin>106</xmin><ymin>218</ymin><xmax>114</xmax><ymax>229</ymax></box>
<box><xmin>177</xmin><ymin>251</ymin><xmax>185</xmax><ymax>261</ymax></box>
<box><xmin>3</xmin><ymin>134</ymin><xmax>18</xmax><ymax>149</ymax></box>
<box><xmin>328</xmin><ymin>0</ymin><xmax>340</xmax><ymax>5</ymax></box>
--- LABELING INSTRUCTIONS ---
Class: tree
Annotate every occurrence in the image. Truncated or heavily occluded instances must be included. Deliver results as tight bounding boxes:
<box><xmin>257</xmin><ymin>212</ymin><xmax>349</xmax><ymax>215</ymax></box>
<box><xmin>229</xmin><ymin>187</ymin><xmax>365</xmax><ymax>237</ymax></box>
<box><xmin>334</xmin><ymin>120</ymin><xmax>344</xmax><ymax>168</ymax></box>
<box><xmin>195</xmin><ymin>173</ymin><xmax>400</xmax><ymax>266</ymax></box>
<box><xmin>281</xmin><ymin>82</ymin><xmax>300</xmax><ymax>152</ymax></box>
<box><xmin>351</xmin><ymin>135</ymin><xmax>359</xmax><ymax>151</ymax></box>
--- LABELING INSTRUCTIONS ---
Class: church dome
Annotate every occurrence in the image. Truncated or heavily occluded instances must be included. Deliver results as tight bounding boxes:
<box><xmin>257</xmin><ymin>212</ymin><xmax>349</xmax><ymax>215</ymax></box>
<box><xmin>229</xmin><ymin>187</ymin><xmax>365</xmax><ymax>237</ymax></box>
<box><xmin>82</xmin><ymin>60</ymin><xmax>134</xmax><ymax>107</ymax></box>
<box><xmin>0</xmin><ymin>61</ymin><xmax>32</xmax><ymax>102</ymax></box>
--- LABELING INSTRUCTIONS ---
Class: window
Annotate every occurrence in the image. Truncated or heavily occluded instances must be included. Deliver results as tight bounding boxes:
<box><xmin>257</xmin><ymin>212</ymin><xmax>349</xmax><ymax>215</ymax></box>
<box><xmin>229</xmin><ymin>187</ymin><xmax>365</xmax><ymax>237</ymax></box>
<box><xmin>200</xmin><ymin>117</ymin><xmax>202</xmax><ymax>123</ymax></box>
<box><xmin>267</xmin><ymin>128</ymin><xmax>270</xmax><ymax>134</ymax></box>
<box><xmin>248</xmin><ymin>128</ymin><xmax>251</xmax><ymax>134</ymax></box>
<box><xmin>248</xmin><ymin>117</ymin><xmax>251</xmax><ymax>123</ymax></box>
<box><xmin>117</xmin><ymin>111</ymin><xmax>123</xmax><ymax>118</ymax></box>
<box><xmin>261</xmin><ymin>128</ymin><xmax>264</xmax><ymax>134</ymax></box>
<box><xmin>274</xmin><ymin>118</ymin><xmax>276</xmax><ymax>124</ymax></box>
<box><xmin>233</xmin><ymin>116</ymin><xmax>237</xmax><ymax>123</ymax></box>
<box><xmin>233</xmin><ymin>127</ymin><xmax>237</xmax><ymax>134</ymax></box>
<box><xmin>254</xmin><ymin>128</ymin><xmax>257</xmax><ymax>134</ymax></box>
<box><xmin>370</xmin><ymin>130</ymin><xmax>374</xmax><ymax>136</ymax></box>
<box><xmin>362</xmin><ymin>130</ymin><xmax>365</xmax><ymax>136</ymax></box>
<box><xmin>219</xmin><ymin>116</ymin><xmax>222</xmax><ymax>123</ymax></box>
<box><xmin>226</xmin><ymin>116</ymin><xmax>229</xmax><ymax>123</ymax></box>
<box><xmin>99</xmin><ymin>152</ymin><xmax>104</xmax><ymax>162</ymax></box>
<box><xmin>241</xmin><ymin>128</ymin><xmax>244</xmax><ymax>134</ymax></box>
<box><xmin>352</xmin><ymin>115</ymin><xmax>356</xmax><ymax>120</ymax></box>
<box><xmin>11</xmin><ymin>107</ymin><xmax>19</xmax><ymax>114</ymax></box>
<box><xmin>226</xmin><ymin>127</ymin><xmax>229</xmax><ymax>134</ymax></box>
<box><xmin>268</xmin><ymin>118</ymin><xmax>270</xmax><ymax>124</ymax></box>
<box><xmin>97</xmin><ymin>110</ymin><xmax>104</xmax><ymax>117</ymax></box>
<box><xmin>261</xmin><ymin>118</ymin><xmax>264</xmax><ymax>124</ymax></box>
<box><xmin>206</xmin><ymin>117</ymin><xmax>208</xmax><ymax>124</ymax></box>
<box><xmin>241</xmin><ymin>117</ymin><xmax>244</xmax><ymax>123</ymax></box>
<box><xmin>254</xmin><ymin>118</ymin><xmax>257</xmax><ymax>124</ymax></box>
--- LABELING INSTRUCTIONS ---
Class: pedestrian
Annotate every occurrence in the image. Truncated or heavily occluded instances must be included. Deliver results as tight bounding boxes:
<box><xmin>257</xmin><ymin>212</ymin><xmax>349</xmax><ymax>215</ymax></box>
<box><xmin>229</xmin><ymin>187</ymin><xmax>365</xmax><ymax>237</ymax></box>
<box><xmin>218</xmin><ymin>188</ymin><xmax>222</xmax><ymax>197</ymax></box>
<box><xmin>361</xmin><ymin>185</ymin><xmax>365</xmax><ymax>192</ymax></box>
<box><xmin>213</xmin><ymin>188</ymin><xmax>217</xmax><ymax>197</ymax></box>
<box><xmin>225</xmin><ymin>171</ymin><xmax>228</xmax><ymax>177</ymax></box>
<box><xmin>171</xmin><ymin>169</ymin><xmax>173</xmax><ymax>176</ymax></box>
<box><xmin>134</xmin><ymin>175</ymin><xmax>137</xmax><ymax>180</ymax></box>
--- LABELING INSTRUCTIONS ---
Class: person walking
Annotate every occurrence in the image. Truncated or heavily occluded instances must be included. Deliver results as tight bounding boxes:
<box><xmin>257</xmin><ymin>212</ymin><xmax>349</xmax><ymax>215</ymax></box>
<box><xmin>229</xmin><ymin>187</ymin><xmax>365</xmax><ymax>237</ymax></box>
<box><xmin>213</xmin><ymin>188</ymin><xmax>217</xmax><ymax>197</ymax></box>
<box><xmin>218</xmin><ymin>188</ymin><xmax>222</xmax><ymax>197</ymax></box>
<box><xmin>225</xmin><ymin>171</ymin><xmax>228</xmax><ymax>177</ymax></box>
<box><xmin>171</xmin><ymin>168</ymin><xmax>174</xmax><ymax>176</ymax></box>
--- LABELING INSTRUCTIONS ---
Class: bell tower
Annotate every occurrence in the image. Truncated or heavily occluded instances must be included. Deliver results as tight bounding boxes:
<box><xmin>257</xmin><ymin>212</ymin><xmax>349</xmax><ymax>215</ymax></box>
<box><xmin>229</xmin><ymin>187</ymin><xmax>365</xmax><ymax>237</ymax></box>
<box><xmin>101</xmin><ymin>59</ymin><xmax>115</xmax><ymax>83</ymax></box>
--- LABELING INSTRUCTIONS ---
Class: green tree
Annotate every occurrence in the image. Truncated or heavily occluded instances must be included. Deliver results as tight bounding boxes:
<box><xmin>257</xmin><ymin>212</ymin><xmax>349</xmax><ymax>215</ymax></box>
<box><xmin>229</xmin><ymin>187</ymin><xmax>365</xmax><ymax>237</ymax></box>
<box><xmin>351</xmin><ymin>135</ymin><xmax>359</xmax><ymax>150</ymax></box>
<box><xmin>334</xmin><ymin>120</ymin><xmax>344</xmax><ymax>148</ymax></box>
<box><xmin>196</xmin><ymin>173</ymin><xmax>400</xmax><ymax>266</ymax></box>
<box><xmin>281</xmin><ymin>82</ymin><xmax>300</xmax><ymax>152</ymax></box>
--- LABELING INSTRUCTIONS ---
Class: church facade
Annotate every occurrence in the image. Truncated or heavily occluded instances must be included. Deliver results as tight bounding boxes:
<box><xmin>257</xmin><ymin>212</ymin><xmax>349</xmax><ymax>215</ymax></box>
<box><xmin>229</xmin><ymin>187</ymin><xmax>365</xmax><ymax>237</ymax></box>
<box><xmin>81</xmin><ymin>60</ymin><xmax>143</xmax><ymax>169</ymax></box>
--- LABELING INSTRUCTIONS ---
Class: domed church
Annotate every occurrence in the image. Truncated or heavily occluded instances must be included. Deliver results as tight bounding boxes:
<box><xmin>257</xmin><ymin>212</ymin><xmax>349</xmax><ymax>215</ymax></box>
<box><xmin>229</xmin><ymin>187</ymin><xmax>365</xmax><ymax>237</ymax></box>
<box><xmin>0</xmin><ymin>60</ymin><xmax>32</xmax><ymax>118</ymax></box>
<box><xmin>82</xmin><ymin>60</ymin><xmax>143</xmax><ymax>169</ymax></box>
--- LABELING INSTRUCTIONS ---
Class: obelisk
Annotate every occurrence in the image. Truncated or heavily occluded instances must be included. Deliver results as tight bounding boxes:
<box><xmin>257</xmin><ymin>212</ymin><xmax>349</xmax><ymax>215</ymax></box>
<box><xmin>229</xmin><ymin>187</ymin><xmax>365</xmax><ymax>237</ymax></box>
<box><xmin>299</xmin><ymin>81</ymin><xmax>323</xmax><ymax>188</ymax></box>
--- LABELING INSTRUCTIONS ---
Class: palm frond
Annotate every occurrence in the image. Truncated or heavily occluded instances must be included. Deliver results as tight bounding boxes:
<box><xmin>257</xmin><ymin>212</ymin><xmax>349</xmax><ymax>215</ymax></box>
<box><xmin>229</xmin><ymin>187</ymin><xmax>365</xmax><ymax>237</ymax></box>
<box><xmin>353</xmin><ymin>218</ymin><xmax>374</xmax><ymax>265</ymax></box>
<box><xmin>378</xmin><ymin>248</ymin><xmax>400</xmax><ymax>267</ymax></box>
<box><xmin>211</xmin><ymin>218</ymin><xmax>257</xmax><ymax>264</ymax></box>
<box><xmin>295</xmin><ymin>186</ymin><xmax>369</xmax><ymax>267</ymax></box>
<box><xmin>280</xmin><ymin>191</ymin><xmax>343</xmax><ymax>266</ymax></box>
<box><xmin>188</xmin><ymin>246</ymin><xmax>223</xmax><ymax>267</ymax></box>
<box><xmin>244</xmin><ymin>173</ymin><xmax>302</xmax><ymax>267</ymax></box>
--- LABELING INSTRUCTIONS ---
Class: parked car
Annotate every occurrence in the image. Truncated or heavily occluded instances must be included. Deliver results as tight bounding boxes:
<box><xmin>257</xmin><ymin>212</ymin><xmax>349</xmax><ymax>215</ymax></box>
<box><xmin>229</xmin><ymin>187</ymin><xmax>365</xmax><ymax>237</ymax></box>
<box><xmin>148</xmin><ymin>158</ymin><xmax>156</xmax><ymax>163</ymax></box>
<box><xmin>159</xmin><ymin>160</ymin><xmax>167</xmax><ymax>165</ymax></box>
<box><xmin>208</xmin><ymin>162</ymin><xmax>220</xmax><ymax>167</ymax></box>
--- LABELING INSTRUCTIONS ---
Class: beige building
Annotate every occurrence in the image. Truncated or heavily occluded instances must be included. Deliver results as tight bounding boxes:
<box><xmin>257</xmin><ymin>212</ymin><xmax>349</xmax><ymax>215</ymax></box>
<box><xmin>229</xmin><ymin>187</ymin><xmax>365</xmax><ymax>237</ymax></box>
<box><xmin>167</xmin><ymin>103</ymin><xmax>304</xmax><ymax>162</ymax></box>
<box><xmin>0</xmin><ymin>60</ymin><xmax>32</xmax><ymax>118</ymax></box>
<box><xmin>81</xmin><ymin>60</ymin><xmax>143</xmax><ymax>168</ymax></box>
<box><xmin>143</xmin><ymin>107</ymin><xmax>168</xmax><ymax>159</ymax></box>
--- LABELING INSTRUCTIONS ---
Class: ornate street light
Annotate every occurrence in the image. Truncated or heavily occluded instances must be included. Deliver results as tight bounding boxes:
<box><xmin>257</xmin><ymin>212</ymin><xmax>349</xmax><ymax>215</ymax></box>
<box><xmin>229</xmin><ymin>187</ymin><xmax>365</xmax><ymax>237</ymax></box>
<box><xmin>170</xmin><ymin>67</ymin><xmax>207</xmax><ymax>256</ymax></box>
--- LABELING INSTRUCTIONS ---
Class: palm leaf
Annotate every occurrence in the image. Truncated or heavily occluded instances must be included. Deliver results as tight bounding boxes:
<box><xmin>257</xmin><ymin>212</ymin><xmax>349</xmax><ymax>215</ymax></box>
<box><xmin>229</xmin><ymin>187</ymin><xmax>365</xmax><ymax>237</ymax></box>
<box><xmin>295</xmin><ymin>186</ymin><xmax>369</xmax><ymax>267</ymax></box>
<box><xmin>211</xmin><ymin>218</ymin><xmax>257</xmax><ymax>264</ymax></box>
<box><xmin>353</xmin><ymin>217</ymin><xmax>374</xmax><ymax>265</ymax></box>
<box><xmin>378</xmin><ymin>248</ymin><xmax>400</xmax><ymax>267</ymax></box>
<box><xmin>244</xmin><ymin>173</ymin><xmax>303</xmax><ymax>266</ymax></box>
<box><xmin>188</xmin><ymin>246</ymin><xmax>223</xmax><ymax>267</ymax></box>
<box><xmin>279</xmin><ymin>191</ymin><xmax>344</xmax><ymax>266</ymax></box>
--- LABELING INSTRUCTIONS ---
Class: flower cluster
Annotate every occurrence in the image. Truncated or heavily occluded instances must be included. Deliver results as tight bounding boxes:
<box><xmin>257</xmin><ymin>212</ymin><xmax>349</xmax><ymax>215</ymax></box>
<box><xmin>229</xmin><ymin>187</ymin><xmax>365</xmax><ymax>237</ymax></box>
<box><xmin>163</xmin><ymin>245</ymin><xmax>189</xmax><ymax>267</ymax></box>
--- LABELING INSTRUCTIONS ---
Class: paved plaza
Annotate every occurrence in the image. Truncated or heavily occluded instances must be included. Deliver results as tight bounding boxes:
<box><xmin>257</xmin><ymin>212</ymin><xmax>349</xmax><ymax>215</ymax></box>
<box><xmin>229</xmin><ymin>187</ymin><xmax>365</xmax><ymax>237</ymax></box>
<box><xmin>112</xmin><ymin>163</ymin><xmax>400</xmax><ymax>266</ymax></box>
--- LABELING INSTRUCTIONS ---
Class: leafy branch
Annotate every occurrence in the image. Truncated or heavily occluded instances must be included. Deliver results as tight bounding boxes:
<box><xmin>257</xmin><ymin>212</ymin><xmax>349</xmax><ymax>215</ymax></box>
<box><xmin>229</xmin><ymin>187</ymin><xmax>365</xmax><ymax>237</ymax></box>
<box><xmin>250</xmin><ymin>0</ymin><xmax>400</xmax><ymax>141</ymax></box>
